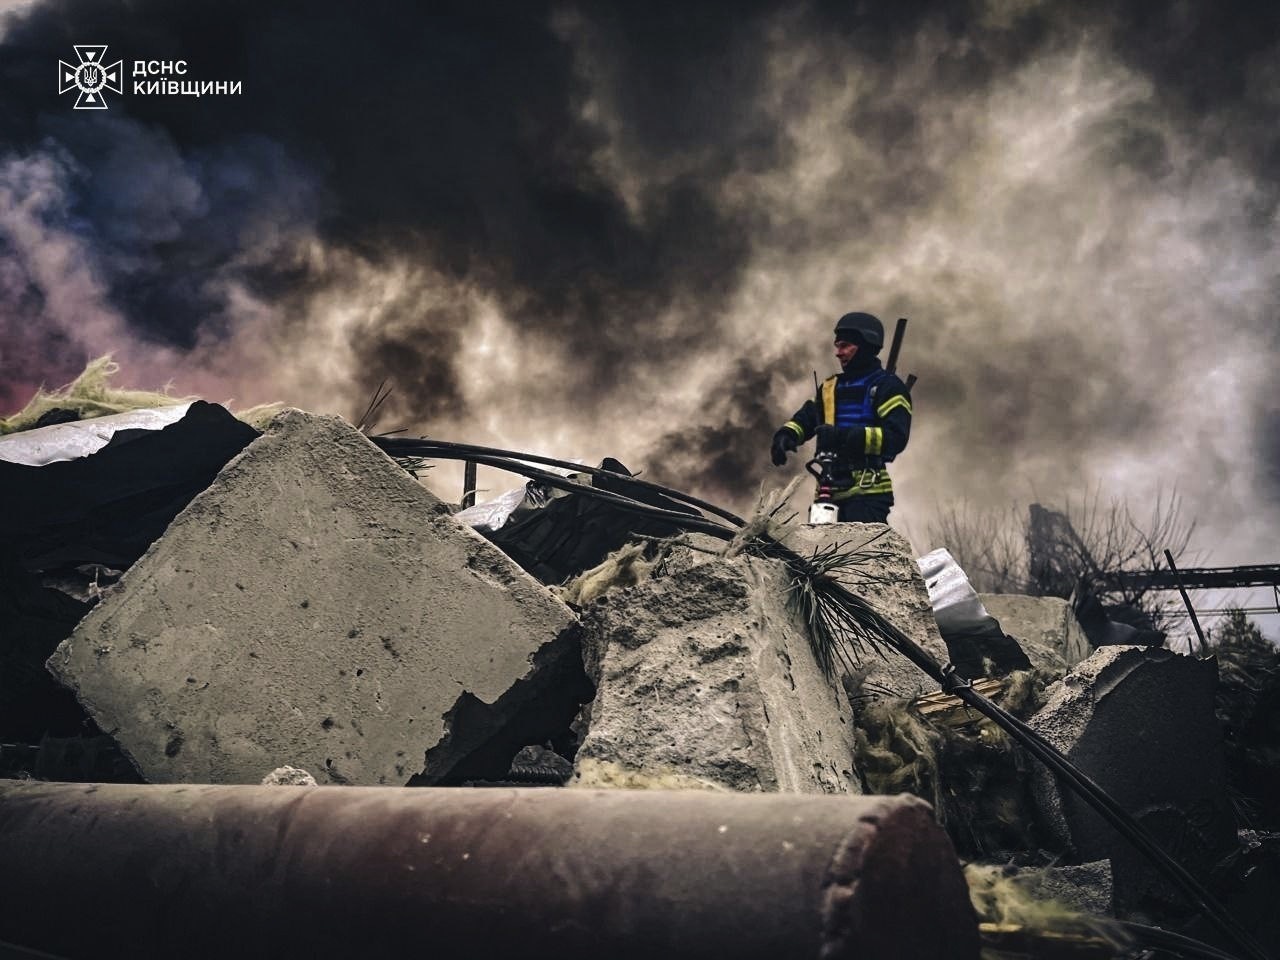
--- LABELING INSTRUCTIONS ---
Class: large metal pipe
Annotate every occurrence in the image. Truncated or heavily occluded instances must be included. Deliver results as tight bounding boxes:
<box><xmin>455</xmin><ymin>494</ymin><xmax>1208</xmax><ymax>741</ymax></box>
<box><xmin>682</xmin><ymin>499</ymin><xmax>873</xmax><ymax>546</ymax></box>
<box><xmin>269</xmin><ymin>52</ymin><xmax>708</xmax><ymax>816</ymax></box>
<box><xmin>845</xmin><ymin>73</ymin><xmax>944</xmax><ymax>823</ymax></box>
<box><xmin>0</xmin><ymin>783</ymin><xmax>977</xmax><ymax>959</ymax></box>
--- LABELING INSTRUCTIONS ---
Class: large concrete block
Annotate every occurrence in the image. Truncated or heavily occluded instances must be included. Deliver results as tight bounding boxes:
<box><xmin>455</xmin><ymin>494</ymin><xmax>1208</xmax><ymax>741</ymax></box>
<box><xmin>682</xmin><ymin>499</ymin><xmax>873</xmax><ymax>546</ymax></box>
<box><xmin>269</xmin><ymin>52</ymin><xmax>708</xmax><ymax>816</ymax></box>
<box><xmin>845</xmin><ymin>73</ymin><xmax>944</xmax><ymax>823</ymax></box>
<box><xmin>981</xmin><ymin>594</ymin><xmax>1091</xmax><ymax>672</ymax></box>
<box><xmin>572</xmin><ymin>548</ymin><xmax>859</xmax><ymax>794</ymax></box>
<box><xmin>1028</xmin><ymin>646</ymin><xmax>1235</xmax><ymax>914</ymax></box>
<box><xmin>48</xmin><ymin>410</ymin><xmax>578</xmax><ymax>786</ymax></box>
<box><xmin>784</xmin><ymin>523</ymin><xmax>952</xmax><ymax>699</ymax></box>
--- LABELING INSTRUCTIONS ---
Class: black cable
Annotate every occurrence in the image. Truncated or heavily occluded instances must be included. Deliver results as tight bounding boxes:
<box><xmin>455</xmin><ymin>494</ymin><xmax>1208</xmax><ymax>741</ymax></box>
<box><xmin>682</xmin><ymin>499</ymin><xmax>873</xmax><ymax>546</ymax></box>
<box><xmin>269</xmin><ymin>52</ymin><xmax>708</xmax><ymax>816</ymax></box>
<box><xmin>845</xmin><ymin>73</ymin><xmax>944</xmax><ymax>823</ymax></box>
<box><xmin>752</xmin><ymin>534</ymin><xmax>1266</xmax><ymax>960</ymax></box>
<box><xmin>1118</xmin><ymin>920</ymin><xmax>1253</xmax><ymax>960</ymax></box>
<box><xmin>955</xmin><ymin>686</ymin><xmax>1264</xmax><ymax>960</ymax></box>
<box><xmin>372</xmin><ymin>437</ymin><xmax>748</xmax><ymax>527</ymax></box>
<box><xmin>423</xmin><ymin>449</ymin><xmax>739</xmax><ymax>542</ymax></box>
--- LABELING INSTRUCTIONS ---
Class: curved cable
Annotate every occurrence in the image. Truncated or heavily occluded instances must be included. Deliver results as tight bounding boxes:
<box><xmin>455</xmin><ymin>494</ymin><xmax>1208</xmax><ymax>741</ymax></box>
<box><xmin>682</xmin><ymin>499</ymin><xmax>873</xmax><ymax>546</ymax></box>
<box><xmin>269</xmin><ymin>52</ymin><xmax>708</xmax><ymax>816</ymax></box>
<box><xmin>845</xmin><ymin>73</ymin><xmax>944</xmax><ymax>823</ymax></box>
<box><xmin>372</xmin><ymin>437</ymin><xmax>748</xmax><ymax>527</ymax></box>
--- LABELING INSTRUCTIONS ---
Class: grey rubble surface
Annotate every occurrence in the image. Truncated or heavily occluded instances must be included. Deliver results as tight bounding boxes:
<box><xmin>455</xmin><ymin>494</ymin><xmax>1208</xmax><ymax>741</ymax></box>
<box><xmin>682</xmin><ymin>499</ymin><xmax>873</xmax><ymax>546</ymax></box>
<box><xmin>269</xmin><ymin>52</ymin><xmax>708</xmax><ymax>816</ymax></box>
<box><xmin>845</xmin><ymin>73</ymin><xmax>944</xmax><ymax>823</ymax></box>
<box><xmin>786</xmin><ymin>523</ymin><xmax>951</xmax><ymax>700</ymax></box>
<box><xmin>571</xmin><ymin>522</ymin><xmax>944</xmax><ymax>793</ymax></box>
<box><xmin>980</xmin><ymin>593</ymin><xmax>1091</xmax><ymax>672</ymax></box>
<box><xmin>47</xmin><ymin>409</ymin><xmax>578</xmax><ymax>786</ymax></box>
<box><xmin>572</xmin><ymin>545</ymin><xmax>859</xmax><ymax>793</ymax></box>
<box><xmin>1028</xmin><ymin>645</ymin><xmax>1235</xmax><ymax>912</ymax></box>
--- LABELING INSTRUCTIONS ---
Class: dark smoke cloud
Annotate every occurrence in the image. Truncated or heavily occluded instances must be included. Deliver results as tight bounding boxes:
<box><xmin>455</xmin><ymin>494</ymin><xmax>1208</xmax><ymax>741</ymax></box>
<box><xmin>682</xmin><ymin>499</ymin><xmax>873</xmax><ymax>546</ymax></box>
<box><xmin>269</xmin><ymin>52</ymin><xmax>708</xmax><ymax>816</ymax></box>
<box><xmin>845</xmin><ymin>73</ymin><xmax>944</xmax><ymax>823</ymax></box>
<box><xmin>646</xmin><ymin>350</ymin><xmax>813</xmax><ymax>504</ymax></box>
<box><xmin>0</xmin><ymin>0</ymin><xmax>786</xmax><ymax>415</ymax></box>
<box><xmin>1</xmin><ymin>0</ymin><xmax>1278</xmax><ymax>620</ymax></box>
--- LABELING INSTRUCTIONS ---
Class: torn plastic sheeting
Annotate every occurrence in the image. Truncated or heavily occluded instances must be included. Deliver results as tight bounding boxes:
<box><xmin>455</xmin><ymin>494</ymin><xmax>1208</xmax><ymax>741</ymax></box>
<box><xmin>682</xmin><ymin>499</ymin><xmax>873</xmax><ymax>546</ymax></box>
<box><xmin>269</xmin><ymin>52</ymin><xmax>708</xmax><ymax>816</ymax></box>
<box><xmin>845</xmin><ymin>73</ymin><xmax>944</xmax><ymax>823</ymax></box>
<box><xmin>0</xmin><ymin>403</ymin><xmax>194</xmax><ymax>466</ymax></box>
<box><xmin>454</xmin><ymin>459</ymin><xmax>582</xmax><ymax>533</ymax></box>
<box><xmin>918</xmin><ymin>548</ymin><xmax>1000</xmax><ymax>637</ymax></box>
<box><xmin>0</xmin><ymin>401</ymin><xmax>259</xmax><ymax>572</ymax></box>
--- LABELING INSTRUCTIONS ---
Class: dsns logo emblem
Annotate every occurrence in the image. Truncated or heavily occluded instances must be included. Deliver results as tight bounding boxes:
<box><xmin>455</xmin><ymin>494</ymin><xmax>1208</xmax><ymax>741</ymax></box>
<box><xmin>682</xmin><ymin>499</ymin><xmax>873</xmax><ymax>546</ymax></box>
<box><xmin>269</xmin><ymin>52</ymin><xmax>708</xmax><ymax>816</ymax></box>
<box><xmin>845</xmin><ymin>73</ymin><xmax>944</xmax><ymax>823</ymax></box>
<box><xmin>58</xmin><ymin>45</ymin><xmax>123</xmax><ymax>109</ymax></box>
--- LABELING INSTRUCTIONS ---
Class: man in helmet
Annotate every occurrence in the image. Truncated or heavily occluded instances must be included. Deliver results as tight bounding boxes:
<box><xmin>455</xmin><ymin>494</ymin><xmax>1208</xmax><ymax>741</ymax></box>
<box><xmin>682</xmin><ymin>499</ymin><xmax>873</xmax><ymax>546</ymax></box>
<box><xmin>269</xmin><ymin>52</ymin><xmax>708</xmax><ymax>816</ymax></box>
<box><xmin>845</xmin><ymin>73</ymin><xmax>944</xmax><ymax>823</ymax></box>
<box><xmin>770</xmin><ymin>312</ymin><xmax>913</xmax><ymax>523</ymax></box>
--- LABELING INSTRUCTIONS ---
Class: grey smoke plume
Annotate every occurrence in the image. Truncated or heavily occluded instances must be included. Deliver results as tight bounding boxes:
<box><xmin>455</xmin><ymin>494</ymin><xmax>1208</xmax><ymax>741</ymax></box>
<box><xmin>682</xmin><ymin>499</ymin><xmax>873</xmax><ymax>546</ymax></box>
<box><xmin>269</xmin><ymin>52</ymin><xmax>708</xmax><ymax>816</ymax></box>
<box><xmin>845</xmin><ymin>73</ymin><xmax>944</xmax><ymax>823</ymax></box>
<box><xmin>0</xmin><ymin>1</ymin><xmax>1277</xmax><ymax>612</ymax></box>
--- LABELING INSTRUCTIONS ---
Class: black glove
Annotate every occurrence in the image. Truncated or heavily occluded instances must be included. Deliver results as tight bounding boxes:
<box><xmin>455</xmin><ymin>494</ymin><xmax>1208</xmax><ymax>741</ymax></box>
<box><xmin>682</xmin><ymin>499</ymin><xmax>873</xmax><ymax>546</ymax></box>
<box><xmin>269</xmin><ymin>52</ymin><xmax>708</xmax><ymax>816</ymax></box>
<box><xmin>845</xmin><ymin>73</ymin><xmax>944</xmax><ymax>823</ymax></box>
<box><xmin>771</xmin><ymin>428</ymin><xmax>798</xmax><ymax>466</ymax></box>
<box><xmin>814</xmin><ymin>424</ymin><xmax>850</xmax><ymax>454</ymax></box>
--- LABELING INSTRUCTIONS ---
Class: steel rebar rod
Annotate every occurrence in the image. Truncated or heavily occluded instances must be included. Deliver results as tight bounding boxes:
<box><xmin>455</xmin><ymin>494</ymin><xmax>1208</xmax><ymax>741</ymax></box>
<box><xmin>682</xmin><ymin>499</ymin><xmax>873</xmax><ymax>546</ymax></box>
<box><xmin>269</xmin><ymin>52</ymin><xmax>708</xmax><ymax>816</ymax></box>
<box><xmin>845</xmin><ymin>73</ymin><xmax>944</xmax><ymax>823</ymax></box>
<box><xmin>1166</xmin><ymin>548</ymin><xmax>1209</xmax><ymax>655</ymax></box>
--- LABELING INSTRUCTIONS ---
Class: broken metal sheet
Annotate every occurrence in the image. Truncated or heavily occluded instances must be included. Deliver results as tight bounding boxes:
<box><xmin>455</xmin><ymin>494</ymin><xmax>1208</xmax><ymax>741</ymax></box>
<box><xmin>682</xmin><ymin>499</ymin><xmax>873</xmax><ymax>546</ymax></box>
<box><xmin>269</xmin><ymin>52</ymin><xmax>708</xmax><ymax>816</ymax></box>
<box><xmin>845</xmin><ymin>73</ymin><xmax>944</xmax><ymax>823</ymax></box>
<box><xmin>0</xmin><ymin>402</ymin><xmax>193</xmax><ymax>466</ymax></box>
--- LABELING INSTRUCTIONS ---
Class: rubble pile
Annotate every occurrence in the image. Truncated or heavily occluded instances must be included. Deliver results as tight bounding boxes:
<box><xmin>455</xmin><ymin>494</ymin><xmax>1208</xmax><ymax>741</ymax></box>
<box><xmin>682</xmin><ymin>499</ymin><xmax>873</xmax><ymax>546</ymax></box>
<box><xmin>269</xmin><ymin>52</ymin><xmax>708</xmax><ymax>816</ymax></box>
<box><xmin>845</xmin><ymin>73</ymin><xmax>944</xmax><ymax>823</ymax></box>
<box><xmin>1029</xmin><ymin>646</ymin><xmax>1235</xmax><ymax>915</ymax></box>
<box><xmin>1</xmin><ymin>384</ymin><xmax>1276</xmax><ymax>958</ymax></box>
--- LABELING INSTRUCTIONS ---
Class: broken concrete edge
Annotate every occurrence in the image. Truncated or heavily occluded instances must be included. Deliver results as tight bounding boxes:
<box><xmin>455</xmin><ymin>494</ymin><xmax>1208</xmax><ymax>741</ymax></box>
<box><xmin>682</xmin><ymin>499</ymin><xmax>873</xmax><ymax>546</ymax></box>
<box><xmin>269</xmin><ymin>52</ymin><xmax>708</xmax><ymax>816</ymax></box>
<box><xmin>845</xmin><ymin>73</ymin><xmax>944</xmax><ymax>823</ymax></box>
<box><xmin>416</xmin><ymin>623</ymin><xmax>590</xmax><ymax>785</ymax></box>
<box><xmin>569</xmin><ymin>545</ymin><xmax>862</xmax><ymax>794</ymax></box>
<box><xmin>980</xmin><ymin>593</ymin><xmax>1092</xmax><ymax>672</ymax></box>
<box><xmin>46</xmin><ymin>408</ymin><xmax>582</xmax><ymax>787</ymax></box>
<box><xmin>1028</xmin><ymin>645</ymin><xmax>1234</xmax><ymax>916</ymax></box>
<box><xmin>568</xmin><ymin>522</ymin><xmax>954</xmax><ymax>796</ymax></box>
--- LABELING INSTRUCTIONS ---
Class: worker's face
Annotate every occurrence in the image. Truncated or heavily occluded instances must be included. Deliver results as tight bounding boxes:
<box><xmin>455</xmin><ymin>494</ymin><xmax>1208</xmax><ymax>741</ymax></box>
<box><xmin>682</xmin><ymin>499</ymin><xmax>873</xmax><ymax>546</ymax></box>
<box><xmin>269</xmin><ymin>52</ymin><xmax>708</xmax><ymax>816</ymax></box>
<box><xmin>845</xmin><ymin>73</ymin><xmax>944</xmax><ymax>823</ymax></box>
<box><xmin>834</xmin><ymin>339</ymin><xmax>859</xmax><ymax>368</ymax></box>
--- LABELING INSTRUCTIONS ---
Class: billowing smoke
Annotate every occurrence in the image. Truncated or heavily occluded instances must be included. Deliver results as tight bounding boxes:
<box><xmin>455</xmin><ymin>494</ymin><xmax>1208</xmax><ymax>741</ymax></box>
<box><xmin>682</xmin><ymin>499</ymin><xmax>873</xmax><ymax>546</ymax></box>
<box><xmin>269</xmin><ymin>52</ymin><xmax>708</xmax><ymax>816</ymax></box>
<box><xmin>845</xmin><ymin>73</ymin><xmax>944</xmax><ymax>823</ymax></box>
<box><xmin>1</xmin><ymin>1</ymin><xmax>1277</xmax><ymax>598</ymax></box>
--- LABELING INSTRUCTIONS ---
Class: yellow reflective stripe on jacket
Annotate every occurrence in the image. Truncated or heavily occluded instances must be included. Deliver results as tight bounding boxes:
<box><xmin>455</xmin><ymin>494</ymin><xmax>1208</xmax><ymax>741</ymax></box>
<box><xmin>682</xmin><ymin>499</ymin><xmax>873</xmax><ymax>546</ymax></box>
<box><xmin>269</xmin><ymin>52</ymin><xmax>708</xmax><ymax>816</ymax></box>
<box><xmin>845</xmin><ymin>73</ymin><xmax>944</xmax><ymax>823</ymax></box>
<box><xmin>864</xmin><ymin>426</ymin><xmax>883</xmax><ymax>456</ymax></box>
<box><xmin>876</xmin><ymin>394</ymin><xmax>912</xmax><ymax>418</ymax></box>
<box><xmin>820</xmin><ymin>376</ymin><xmax>837</xmax><ymax>425</ymax></box>
<box><xmin>828</xmin><ymin>469</ymin><xmax>893</xmax><ymax>498</ymax></box>
<box><xmin>784</xmin><ymin>420</ymin><xmax>805</xmax><ymax>440</ymax></box>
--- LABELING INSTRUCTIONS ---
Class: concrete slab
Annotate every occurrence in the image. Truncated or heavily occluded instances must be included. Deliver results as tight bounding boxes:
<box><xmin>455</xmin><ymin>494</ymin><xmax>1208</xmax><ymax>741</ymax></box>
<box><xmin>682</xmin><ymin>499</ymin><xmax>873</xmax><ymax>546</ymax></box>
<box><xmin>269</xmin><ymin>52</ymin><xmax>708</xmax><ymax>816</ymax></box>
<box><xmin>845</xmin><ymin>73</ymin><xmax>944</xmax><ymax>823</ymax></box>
<box><xmin>571</xmin><ymin>547</ymin><xmax>860</xmax><ymax>794</ymax></box>
<box><xmin>48</xmin><ymin>409</ymin><xmax>578</xmax><ymax>786</ymax></box>
<box><xmin>981</xmin><ymin>594</ymin><xmax>1091</xmax><ymax>672</ymax></box>
<box><xmin>1028</xmin><ymin>646</ymin><xmax>1235</xmax><ymax>914</ymax></box>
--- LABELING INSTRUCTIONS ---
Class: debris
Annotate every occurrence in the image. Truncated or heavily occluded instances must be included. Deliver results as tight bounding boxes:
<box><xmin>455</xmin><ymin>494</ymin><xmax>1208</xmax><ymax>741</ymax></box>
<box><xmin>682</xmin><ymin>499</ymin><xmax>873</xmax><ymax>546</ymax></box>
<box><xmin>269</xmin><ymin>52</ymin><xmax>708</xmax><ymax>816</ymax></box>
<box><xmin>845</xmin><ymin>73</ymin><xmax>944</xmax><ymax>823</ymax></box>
<box><xmin>980</xmin><ymin>593</ymin><xmax>1092</xmax><ymax>672</ymax></box>
<box><xmin>0</xmin><ymin>401</ymin><xmax>196</xmax><ymax>466</ymax></box>
<box><xmin>0</xmin><ymin>400</ymin><xmax>259</xmax><ymax>574</ymax></box>
<box><xmin>786</xmin><ymin>524</ymin><xmax>953</xmax><ymax>699</ymax></box>
<box><xmin>570</xmin><ymin>543</ymin><xmax>859</xmax><ymax>794</ymax></box>
<box><xmin>966</xmin><ymin>860</ymin><xmax>1117</xmax><ymax>928</ymax></box>
<box><xmin>47</xmin><ymin>409</ymin><xmax>581</xmax><ymax>786</ymax></box>
<box><xmin>0</xmin><ymin>559</ymin><xmax>91</xmax><ymax>742</ymax></box>
<box><xmin>1028</xmin><ymin>645</ymin><xmax>1237</xmax><ymax>915</ymax></box>
<box><xmin>461</xmin><ymin>457</ymin><xmax>700</xmax><ymax>584</ymax></box>
<box><xmin>261</xmin><ymin>765</ymin><xmax>317</xmax><ymax>786</ymax></box>
<box><xmin>0</xmin><ymin>356</ymin><xmax>192</xmax><ymax>436</ymax></box>
<box><xmin>919</xmin><ymin>548</ymin><xmax>1033</xmax><ymax>678</ymax></box>
<box><xmin>561</xmin><ymin>540</ymin><xmax>662</xmax><ymax>605</ymax></box>
<box><xmin>852</xmin><ymin>670</ymin><xmax>1049</xmax><ymax>860</ymax></box>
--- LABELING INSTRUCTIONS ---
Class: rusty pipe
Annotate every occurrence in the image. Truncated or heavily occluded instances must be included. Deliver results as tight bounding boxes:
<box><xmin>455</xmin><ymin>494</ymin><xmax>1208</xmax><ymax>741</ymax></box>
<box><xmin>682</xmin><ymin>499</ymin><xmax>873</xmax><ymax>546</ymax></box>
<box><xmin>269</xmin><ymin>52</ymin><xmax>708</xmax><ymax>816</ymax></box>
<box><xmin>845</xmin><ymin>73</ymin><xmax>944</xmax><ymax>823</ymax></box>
<box><xmin>0</xmin><ymin>783</ymin><xmax>977</xmax><ymax>960</ymax></box>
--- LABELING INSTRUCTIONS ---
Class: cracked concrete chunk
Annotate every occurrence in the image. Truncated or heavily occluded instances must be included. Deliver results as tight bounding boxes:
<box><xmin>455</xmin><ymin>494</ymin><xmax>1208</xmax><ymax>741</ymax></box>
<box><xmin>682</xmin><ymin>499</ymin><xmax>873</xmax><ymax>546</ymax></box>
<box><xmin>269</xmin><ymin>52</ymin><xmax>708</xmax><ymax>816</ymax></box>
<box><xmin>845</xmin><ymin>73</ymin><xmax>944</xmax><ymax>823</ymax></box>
<box><xmin>572</xmin><ymin>547</ymin><xmax>859</xmax><ymax>794</ymax></box>
<box><xmin>47</xmin><ymin>409</ymin><xmax>578</xmax><ymax>786</ymax></box>
<box><xmin>786</xmin><ymin>524</ymin><xmax>952</xmax><ymax>699</ymax></box>
<box><xmin>1028</xmin><ymin>645</ymin><xmax>1235</xmax><ymax>913</ymax></box>
<box><xmin>981</xmin><ymin>594</ymin><xmax>1091</xmax><ymax>672</ymax></box>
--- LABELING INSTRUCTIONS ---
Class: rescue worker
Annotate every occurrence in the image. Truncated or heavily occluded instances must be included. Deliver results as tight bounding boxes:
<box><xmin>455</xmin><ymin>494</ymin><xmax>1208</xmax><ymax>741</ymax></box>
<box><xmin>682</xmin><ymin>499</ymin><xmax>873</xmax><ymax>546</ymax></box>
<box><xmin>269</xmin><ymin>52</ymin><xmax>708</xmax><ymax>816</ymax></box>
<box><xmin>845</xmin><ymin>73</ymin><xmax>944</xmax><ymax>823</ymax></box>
<box><xmin>770</xmin><ymin>312</ymin><xmax>912</xmax><ymax>523</ymax></box>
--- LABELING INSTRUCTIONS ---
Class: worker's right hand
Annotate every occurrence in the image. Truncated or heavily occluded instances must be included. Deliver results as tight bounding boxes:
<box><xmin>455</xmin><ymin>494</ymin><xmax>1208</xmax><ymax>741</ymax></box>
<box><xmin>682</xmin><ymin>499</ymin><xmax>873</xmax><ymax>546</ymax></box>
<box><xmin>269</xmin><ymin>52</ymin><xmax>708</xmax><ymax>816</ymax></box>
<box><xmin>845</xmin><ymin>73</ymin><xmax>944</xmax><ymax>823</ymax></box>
<box><xmin>771</xmin><ymin>428</ymin><xmax>798</xmax><ymax>466</ymax></box>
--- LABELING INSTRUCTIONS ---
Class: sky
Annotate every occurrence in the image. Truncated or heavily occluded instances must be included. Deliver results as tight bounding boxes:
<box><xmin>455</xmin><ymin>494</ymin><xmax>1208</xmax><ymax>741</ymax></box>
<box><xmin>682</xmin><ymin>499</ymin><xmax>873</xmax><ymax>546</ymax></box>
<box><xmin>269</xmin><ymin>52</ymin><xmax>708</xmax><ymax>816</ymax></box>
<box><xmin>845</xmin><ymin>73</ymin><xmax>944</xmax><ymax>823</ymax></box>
<box><xmin>1</xmin><ymin>0</ymin><xmax>1277</xmax><ymax>638</ymax></box>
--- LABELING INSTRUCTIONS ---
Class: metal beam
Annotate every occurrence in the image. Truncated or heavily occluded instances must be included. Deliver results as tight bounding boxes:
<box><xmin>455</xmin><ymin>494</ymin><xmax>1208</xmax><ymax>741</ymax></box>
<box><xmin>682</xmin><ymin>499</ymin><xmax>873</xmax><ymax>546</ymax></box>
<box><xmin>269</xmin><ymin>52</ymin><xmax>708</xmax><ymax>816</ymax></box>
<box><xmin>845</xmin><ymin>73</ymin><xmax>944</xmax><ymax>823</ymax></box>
<box><xmin>1107</xmin><ymin>564</ymin><xmax>1280</xmax><ymax>591</ymax></box>
<box><xmin>0</xmin><ymin>783</ymin><xmax>979</xmax><ymax>960</ymax></box>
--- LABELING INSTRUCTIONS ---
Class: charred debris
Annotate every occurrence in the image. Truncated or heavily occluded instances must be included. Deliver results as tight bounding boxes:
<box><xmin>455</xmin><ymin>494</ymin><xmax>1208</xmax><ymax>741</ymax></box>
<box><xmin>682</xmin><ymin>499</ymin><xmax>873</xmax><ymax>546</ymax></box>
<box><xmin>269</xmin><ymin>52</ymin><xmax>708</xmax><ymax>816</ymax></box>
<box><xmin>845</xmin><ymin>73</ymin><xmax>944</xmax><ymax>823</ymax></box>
<box><xmin>1</xmin><ymin>368</ymin><xmax>1278</xmax><ymax>960</ymax></box>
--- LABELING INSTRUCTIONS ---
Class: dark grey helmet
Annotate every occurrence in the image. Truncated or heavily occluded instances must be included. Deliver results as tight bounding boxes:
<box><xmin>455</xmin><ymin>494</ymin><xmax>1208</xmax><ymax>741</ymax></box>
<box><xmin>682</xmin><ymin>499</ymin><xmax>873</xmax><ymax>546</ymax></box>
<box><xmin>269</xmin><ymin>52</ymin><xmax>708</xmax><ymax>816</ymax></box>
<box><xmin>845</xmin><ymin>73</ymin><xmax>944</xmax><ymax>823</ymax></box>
<box><xmin>833</xmin><ymin>312</ymin><xmax>884</xmax><ymax>349</ymax></box>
